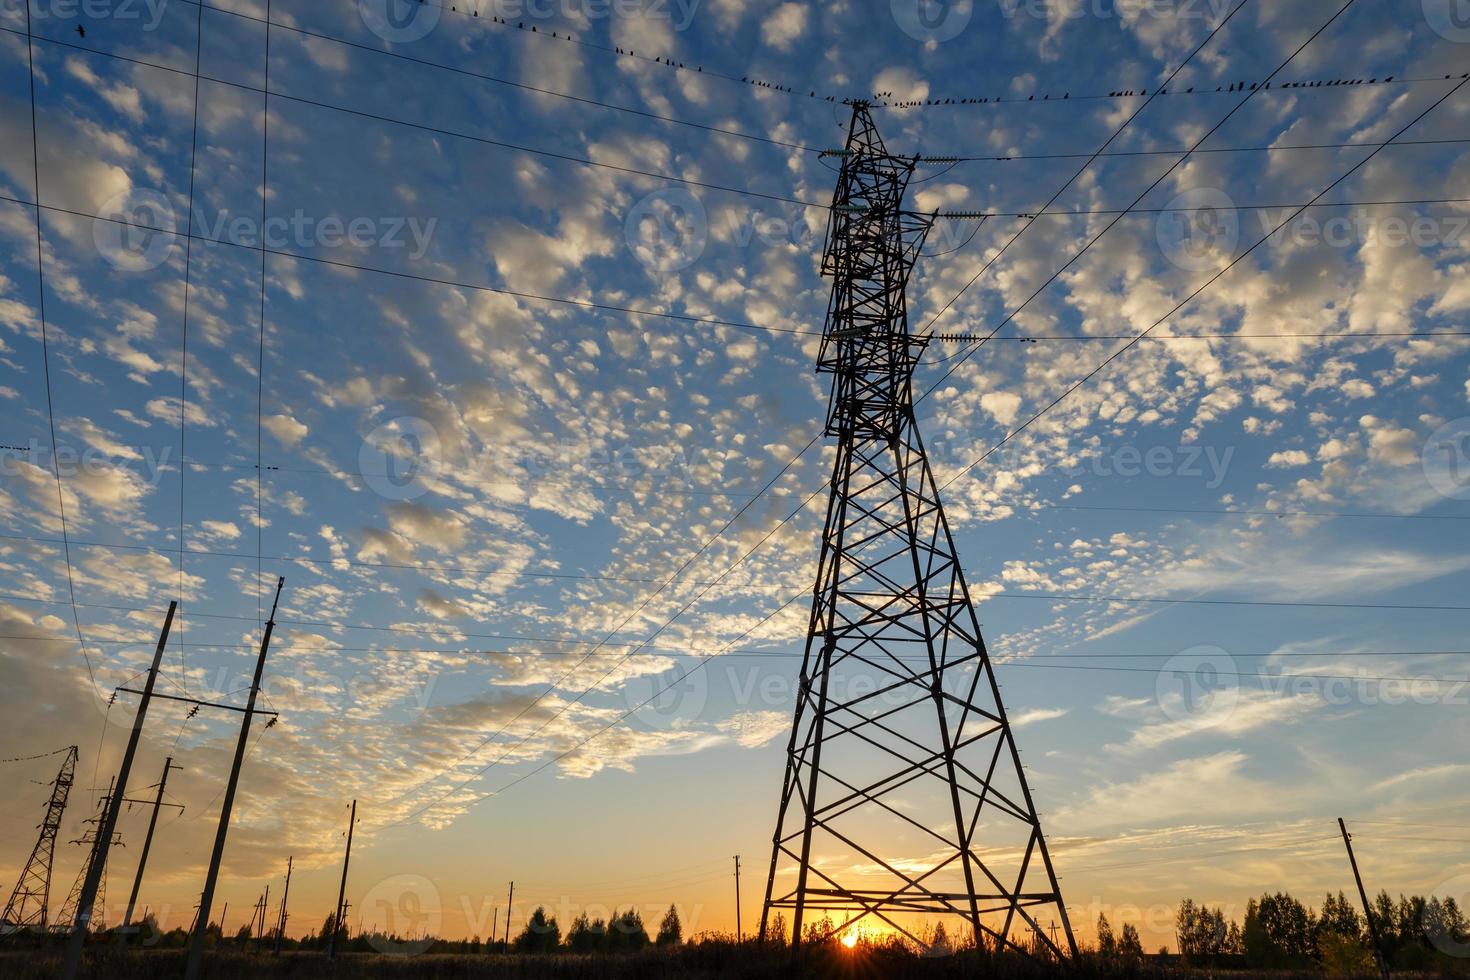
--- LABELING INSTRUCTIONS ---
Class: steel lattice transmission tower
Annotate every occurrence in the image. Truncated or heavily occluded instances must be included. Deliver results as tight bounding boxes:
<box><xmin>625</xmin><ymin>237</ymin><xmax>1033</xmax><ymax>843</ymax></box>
<box><xmin>758</xmin><ymin>102</ymin><xmax>1075</xmax><ymax>959</ymax></box>
<box><xmin>56</xmin><ymin>778</ymin><xmax>121</xmax><ymax>934</ymax></box>
<box><xmin>1</xmin><ymin>746</ymin><xmax>79</xmax><ymax>933</ymax></box>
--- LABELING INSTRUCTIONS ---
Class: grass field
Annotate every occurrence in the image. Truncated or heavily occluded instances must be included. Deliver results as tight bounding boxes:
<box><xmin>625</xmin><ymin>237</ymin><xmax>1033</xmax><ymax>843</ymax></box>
<box><xmin>0</xmin><ymin>946</ymin><xmax>1462</xmax><ymax>980</ymax></box>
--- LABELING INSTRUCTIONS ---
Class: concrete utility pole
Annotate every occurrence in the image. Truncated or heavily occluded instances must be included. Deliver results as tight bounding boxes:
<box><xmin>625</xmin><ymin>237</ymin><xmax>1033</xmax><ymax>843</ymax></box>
<box><xmin>184</xmin><ymin>579</ymin><xmax>285</xmax><ymax>980</ymax></box>
<box><xmin>121</xmin><ymin>757</ymin><xmax>183</xmax><ymax>934</ymax></box>
<box><xmin>1339</xmin><ymin>818</ymin><xmax>1391</xmax><ymax>980</ymax></box>
<box><xmin>62</xmin><ymin>602</ymin><xmax>176</xmax><ymax>980</ymax></box>
<box><xmin>327</xmin><ymin>799</ymin><xmax>357</xmax><ymax>960</ymax></box>
<box><xmin>504</xmin><ymin>882</ymin><xmax>514</xmax><ymax>947</ymax></box>
<box><xmin>733</xmin><ymin>856</ymin><xmax>742</xmax><ymax>941</ymax></box>
<box><xmin>273</xmin><ymin>856</ymin><xmax>292</xmax><ymax>955</ymax></box>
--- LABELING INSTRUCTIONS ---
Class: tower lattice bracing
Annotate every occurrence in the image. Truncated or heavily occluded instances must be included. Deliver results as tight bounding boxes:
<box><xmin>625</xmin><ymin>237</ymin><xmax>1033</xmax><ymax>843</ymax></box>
<box><xmin>56</xmin><ymin>779</ymin><xmax>119</xmax><ymax>934</ymax></box>
<box><xmin>759</xmin><ymin>103</ymin><xmax>1075</xmax><ymax>959</ymax></box>
<box><xmin>1</xmin><ymin>746</ymin><xmax>78</xmax><ymax>933</ymax></box>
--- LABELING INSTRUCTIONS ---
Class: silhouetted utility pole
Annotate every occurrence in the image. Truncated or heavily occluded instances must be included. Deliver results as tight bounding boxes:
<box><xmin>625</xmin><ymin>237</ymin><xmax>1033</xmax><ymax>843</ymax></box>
<box><xmin>1339</xmin><ymin>818</ymin><xmax>1390</xmax><ymax>980</ymax></box>
<box><xmin>184</xmin><ymin>578</ymin><xmax>285</xmax><ymax>980</ymax></box>
<box><xmin>121</xmin><ymin>757</ymin><xmax>183</xmax><ymax>934</ymax></box>
<box><xmin>733</xmin><ymin>856</ymin><xmax>742</xmax><ymax>941</ymax></box>
<box><xmin>327</xmin><ymin>799</ymin><xmax>357</xmax><ymax>960</ymax></box>
<box><xmin>273</xmin><ymin>856</ymin><xmax>292</xmax><ymax>955</ymax></box>
<box><xmin>255</xmin><ymin>885</ymin><xmax>269</xmax><ymax>951</ymax></box>
<box><xmin>504</xmin><ymin>882</ymin><xmax>514</xmax><ymax>947</ymax></box>
<box><xmin>56</xmin><ymin>778</ymin><xmax>122</xmax><ymax>933</ymax></box>
<box><xmin>62</xmin><ymin>602</ymin><xmax>176</xmax><ymax>980</ymax></box>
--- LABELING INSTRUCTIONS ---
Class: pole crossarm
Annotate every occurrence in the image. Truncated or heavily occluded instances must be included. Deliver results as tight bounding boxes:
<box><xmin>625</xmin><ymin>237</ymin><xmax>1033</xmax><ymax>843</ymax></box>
<box><xmin>759</xmin><ymin>102</ymin><xmax>1075</xmax><ymax>961</ymax></box>
<box><xmin>114</xmin><ymin>688</ymin><xmax>281</xmax><ymax>718</ymax></box>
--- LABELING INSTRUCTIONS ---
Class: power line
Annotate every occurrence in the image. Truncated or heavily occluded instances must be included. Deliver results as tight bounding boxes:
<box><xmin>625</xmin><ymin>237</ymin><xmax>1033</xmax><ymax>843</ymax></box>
<box><xmin>876</xmin><ymin>71</ymin><xmax>1467</xmax><ymax>111</ymax></box>
<box><xmin>181</xmin><ymin>0</ymin><xmax>822</xmax><ymax>154</ymax></box>
<box><xmin>176</xmin><ymin>0</ymin><xmax>207</xmax><ymax>698</ymax></box>
<box><xmin>914</xmin><ymin>0</ymin><xmax>1253</xmax><ymax>337</ymax></box>
<box><xmin>316</xmin><ymin>0</ymin><xmax>847</xmax><ymax>105</ymax></box>
<box><xmin>1038</xmin><ymin>503</ymin><xmax>1470</xmax><ymax>522</ymax></box>
<box><xmin>0</xmin><ymin>29</ymin><xmax>827</xmax><ymax>211</ymax></box>
<box><xmin>0</xmin><ymin>194</ymin><xmax>820</xmax><ymax>340</ymax></box>
<box><xmin>936</xmin><ymin>73</ymin><xmax>1470</xmax><ymax>493</ymax></box>
<box><xmin>17</xmin><ymin>0</ymin><xmax>96</xmax><ymax>691</ymax></box>
<box><xmin>922</xmin><ymin>135</ymin><xmax>1470</xmax><ymax>164</ymax></box>
<box><xmin>4</xmin><ymin>634</ymin><xmax>1468</xmax><ymax>663</ymax></box>
<box><xmin>383</xmin><ymin>435</ymin><xmax>822</xmax><ymax>822</ymax></box>
<box><xmin>935</xmin><ymin>194</ymin><xmax>1470</xmax><ymax>220</ymax></box>
<box><xmin>932</xmin><ymin>329</ymin><xmax>1470</xmax><ymax>344</ymax></box>
<box><xmin>921</xmin><ymin>0</ymin><xmax>1360</xmax><ymax>341</ymax></box>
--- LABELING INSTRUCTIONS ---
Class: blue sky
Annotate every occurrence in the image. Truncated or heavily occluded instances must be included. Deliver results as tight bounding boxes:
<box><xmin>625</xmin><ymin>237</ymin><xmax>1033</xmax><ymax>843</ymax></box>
<box><xmin>1</xmin><ymin>0</ymin><xmax>1468</xmax><ymax>951</ymax></box>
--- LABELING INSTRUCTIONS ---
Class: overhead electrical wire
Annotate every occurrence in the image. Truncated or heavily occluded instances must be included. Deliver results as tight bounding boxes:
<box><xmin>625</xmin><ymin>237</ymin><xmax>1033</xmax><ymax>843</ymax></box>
<box><xmin>17</xmin><ymin>0</ymin><xmax>97</xmax><ymax>691</ymax></box>
<box><xmin>0</xmin><ymin>29</ymin><xmax>827</xmax><ymax>211</ymax></box>
<box><xmin>179</xmin><ymin>0</ymin><xmax>823</xmax><ymax>154</ymax></box>
<box><xmin>0</xmin><ymin>192</ymin><xmax>821</xmax><ymax>339</ymax></box>
<box><xmin>918</xmin><ymin>0</ymin><xmax>1354</xmax><ymax>342</ymax></box>
<box><xmin>436</xmin><ymin>1</ymin><xmax>1470</xmax><ymax>807</ymax></box>
<box><xmin>936</xmin><ymin>74</ymin><xmax>1470</xmax><ymax>494</ymax></box>
<box><xmin>380</xmin><ymin>434</ymin><xmax>822</xmax><ymax>824</ymax></box>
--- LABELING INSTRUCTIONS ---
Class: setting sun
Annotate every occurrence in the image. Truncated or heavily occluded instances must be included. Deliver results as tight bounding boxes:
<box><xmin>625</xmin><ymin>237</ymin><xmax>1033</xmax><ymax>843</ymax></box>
<box><xmin>841</xmin><ymin>930</ymin><xmax>859</xmax><ymax>949</ymax></box>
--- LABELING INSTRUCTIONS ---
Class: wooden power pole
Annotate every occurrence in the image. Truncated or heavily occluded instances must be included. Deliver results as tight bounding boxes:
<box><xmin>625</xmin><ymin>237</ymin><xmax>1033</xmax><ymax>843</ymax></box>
<box><xmin>327</xmin><ymin>799</ymin><xmax>357</xmax><ymax>960</ymax></box>
<box><xmin>121</xmin><ymin>757</ymin><xmax>183</xmax><ymax>934</ymax></box>
<box><xmin>273</xmin><ymin>855</ymin><xmax>292</xmax><ymax>955</ymax></box>
<box><xmin>733</xmin><ymin>855</ymin><xmax>742</xmax><ymax>942</ymax></box>
<box><xmin>62</xmin><ymin>602</ymin><xmax>176</xmax><ymax>980</ymax></box>
<box><xmin>184</xmin><ymin>578</ymin><xmax>285</xmax><ymax>980</ymax></box>
<box><xmin>1339</xmin><ymin>818</ymin><xmax>1390</xmax><ymax>980</ymax></box>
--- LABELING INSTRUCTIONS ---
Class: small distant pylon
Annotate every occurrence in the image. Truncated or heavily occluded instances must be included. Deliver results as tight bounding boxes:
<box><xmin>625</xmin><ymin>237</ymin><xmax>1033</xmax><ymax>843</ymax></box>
<box><xmin>1</xmin><ymin>746</ymin><xmax>79</xmax><ymax>933</ymax></box>
<box><xmin>56</xmin><ymin>779</ymin><xmax>123</xmax><ymax>933</ymax></box>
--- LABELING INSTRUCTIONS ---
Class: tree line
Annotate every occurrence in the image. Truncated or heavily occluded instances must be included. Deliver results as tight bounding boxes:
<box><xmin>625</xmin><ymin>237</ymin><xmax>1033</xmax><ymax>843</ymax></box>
<box><xmin>1162</xmin><ymin>890</ymin><xmax>1469</xmax><ymax>971</ymax></box>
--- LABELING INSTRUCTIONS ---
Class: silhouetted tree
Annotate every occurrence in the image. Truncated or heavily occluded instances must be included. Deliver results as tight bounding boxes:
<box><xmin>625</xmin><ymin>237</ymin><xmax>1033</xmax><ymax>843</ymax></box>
<box><xmin>656</xmin><ymin>905</ymin><xmax>682</xmax><ymax>946</ymax></box>
<box><xmin>605</xmin><ymin>908</ymin><xmax>649</xmax><ymax>952</ymax></box>
<box><xmin>1177</xmin><ymin>899</ymin><xmax>1232</xmax><ymax>959</ymax></box>
<box><xmin>1097</xmin><ymin>913</ymin><xmax>1116</xmax><ymax>956</ymax></box>
<box><xmin>925</xmin><ymin>921</ymin><xmax>953</xmax><ymax>957</ymax></box>
<box><xmin>565</xmin><ymin>912</ymin><xmax>606</xmax><ymax>952</ymax></box>
<box><xmin>763</xmin><ymin>911</ymin><xmax>788</xmax><ymax>946</ymax></box>
<box><xmin>1119</xmin><ymin>923</ymin><xmax>1143</xmax><ymax>960</ymax></box>
<box><xmin>514</xmin><ymin>906</ymin><xmax>560</xmax><ymax>953</ymax></box>
<box><xmin>1244</xmin><ymin>893</ymin><xmax>1316</xmax><ymax>966</ymax></box>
